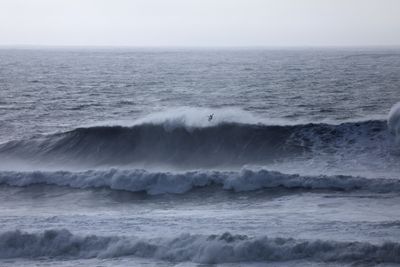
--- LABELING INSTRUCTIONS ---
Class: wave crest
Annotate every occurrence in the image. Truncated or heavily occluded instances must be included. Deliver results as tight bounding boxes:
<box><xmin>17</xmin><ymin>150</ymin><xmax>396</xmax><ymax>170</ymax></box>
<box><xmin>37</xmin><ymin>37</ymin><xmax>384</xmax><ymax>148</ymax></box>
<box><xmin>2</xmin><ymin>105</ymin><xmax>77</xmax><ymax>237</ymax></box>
<box><xmin>388</xmin><ymin>102</ymin><xmax>400</xmax><ymax>140</ymax></box>
<box><xmin>0</xmin><ymin>229</ymin><xmax>399</xmax><ymax>263</ymax></box>
<box><xmin>0</xmin><ymin>168</ymin><xmax>398</xmax><ymax>195</ymax></box>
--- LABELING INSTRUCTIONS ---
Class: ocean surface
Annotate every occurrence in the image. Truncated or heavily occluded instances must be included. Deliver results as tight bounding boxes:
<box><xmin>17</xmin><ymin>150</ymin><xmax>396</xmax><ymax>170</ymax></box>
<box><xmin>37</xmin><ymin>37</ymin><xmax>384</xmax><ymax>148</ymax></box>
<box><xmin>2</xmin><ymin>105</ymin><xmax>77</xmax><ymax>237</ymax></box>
<box><xmin>0</xmin><ymin>47</ymin><xmax>400</xmax><ymax>266</ymax></box>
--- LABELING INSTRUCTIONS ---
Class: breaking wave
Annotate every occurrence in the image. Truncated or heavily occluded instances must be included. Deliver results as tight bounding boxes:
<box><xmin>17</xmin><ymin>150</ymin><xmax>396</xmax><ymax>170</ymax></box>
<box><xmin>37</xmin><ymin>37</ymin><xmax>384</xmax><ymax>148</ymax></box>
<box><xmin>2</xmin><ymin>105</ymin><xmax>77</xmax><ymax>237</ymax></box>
<box><xmin>388</xmin><ymin>102</ymin><xmax>400</xmax><ymax>140</ymax></box>
<box><xmin>0</xmin><ymin>229</ymin><xmax>399</xmax><ymax>264</ymax></box>
<box><xmin>0</xmin><ymin>168</ymin><xmax>399</xmax><ymax>195</ymax></box>
<box><xmin>0</xmin><ymin>119</ymin><xmax>391</xmax><ymax>168</ymax></box>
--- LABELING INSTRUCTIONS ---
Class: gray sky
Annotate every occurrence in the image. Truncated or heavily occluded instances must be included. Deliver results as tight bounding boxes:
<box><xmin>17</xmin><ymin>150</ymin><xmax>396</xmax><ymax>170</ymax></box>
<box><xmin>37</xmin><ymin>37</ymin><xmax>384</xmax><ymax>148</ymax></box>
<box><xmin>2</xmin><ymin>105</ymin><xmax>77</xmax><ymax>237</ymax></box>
<box><xmin>1</xmin><ymin>0</ymin><xmax>400</xmax><ymax>47</ymax></box>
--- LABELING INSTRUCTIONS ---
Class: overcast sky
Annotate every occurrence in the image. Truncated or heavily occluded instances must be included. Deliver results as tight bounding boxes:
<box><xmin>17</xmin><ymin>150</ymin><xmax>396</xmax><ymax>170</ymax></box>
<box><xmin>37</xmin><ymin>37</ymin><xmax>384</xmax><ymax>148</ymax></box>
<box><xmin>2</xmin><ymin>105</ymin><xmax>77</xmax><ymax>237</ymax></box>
<box><xmin>1</xmin><ymin>0</ymin><xmax>399</xmax><ymax>47</ymax></box>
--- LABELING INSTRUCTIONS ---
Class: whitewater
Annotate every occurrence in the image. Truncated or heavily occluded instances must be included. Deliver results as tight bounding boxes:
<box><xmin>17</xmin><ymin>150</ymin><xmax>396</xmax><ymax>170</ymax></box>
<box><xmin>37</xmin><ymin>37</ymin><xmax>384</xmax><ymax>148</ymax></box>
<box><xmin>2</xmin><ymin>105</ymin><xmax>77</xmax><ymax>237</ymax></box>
<box><xmin>1</xmin><ymin>48</ymin><xmax>400</xmax><ymax>266</ymax></box>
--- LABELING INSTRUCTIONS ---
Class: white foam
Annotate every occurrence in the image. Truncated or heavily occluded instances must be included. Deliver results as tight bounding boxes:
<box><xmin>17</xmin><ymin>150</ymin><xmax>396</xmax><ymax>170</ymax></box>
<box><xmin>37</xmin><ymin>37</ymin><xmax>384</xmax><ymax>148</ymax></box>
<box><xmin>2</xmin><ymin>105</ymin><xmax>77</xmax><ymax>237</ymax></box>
<box><xmin>0</xmin><ymin>229</ymin><xmax>399</xmax><ymax>263</ymax></box>
<box><xmin>79</xmin><ymin>107</ymin><xmax>392</xmax><ymax>134</ymax></box>
<box><xmin>388</xmin><ymin>102</ymin><xmax>400</xmax><ymax>140</ymax></box>
<box><xmin>84</xmin><ymin>107</ymin><xmax>299</xmax><ymax>130</ymax></box>
<box><xmin>134</xmin><ymin>107</ymin><xmax>264</xmax><ymax>129</ymax></box>
<box><xmin>0</xmin><ymin>168</ymin><xmax>398</xmax><ymax>195</ymax></box>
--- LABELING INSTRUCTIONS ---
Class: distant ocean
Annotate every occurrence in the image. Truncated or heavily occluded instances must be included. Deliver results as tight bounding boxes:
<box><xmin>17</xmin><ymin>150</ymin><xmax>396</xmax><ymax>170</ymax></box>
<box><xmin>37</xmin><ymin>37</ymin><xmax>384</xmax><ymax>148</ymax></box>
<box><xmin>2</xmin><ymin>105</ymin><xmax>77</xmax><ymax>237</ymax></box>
<box><xmin>1</xmin><ymin>48</ymin><xmax>400</xmax><ymax>266</ymax></box>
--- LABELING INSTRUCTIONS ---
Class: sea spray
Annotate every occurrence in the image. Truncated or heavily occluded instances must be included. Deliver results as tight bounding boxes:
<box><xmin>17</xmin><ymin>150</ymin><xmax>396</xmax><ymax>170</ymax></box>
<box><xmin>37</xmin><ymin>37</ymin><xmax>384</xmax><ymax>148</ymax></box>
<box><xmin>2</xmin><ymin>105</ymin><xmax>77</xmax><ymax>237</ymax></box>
<box><xmin>388</xmin><ymin>102</ymin><xmax>400</xmax><ymax>142</ymax></box>
<box><xmin>0</xmin><ymin>229</ymin><xmax>399</xmax><ymax>263</ymax></box>
<box><xmin>0</xmin><ymin>120</ymin><xmax>388</xmax><ymax>168</ymax></box>
<box><xmin>0</xmin><ymin>168</ymin><xmax>399</xmax><ymax>194</ymax></box>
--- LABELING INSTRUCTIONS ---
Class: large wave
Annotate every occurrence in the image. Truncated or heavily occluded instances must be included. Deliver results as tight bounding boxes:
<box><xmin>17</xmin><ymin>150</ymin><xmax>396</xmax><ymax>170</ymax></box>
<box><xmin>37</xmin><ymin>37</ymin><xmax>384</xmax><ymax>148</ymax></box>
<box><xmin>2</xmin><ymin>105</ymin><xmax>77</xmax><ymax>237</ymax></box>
<box><xmin>0</xmin><ymin>119</ymin><xmax>390</xmax><ymax>168</ymax></box>
<box><xmin>0</xmin><ymin>229</ymin><xmax>399</xmax><ymax>264</ymax></box>
<box><xmin>0</xmin><ymin>168</ymin><xmax>399</xmax><ymax>195</ymax></box>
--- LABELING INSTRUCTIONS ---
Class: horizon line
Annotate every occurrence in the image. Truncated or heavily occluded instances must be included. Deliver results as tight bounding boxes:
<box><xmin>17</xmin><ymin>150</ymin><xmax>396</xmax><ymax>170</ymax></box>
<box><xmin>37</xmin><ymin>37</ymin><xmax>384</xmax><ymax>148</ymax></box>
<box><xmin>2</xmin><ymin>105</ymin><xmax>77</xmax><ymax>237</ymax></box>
<box><xmin>1</xmin><ymin>44</ymin><xmax>400</xmax><ymax>50</ymax></box>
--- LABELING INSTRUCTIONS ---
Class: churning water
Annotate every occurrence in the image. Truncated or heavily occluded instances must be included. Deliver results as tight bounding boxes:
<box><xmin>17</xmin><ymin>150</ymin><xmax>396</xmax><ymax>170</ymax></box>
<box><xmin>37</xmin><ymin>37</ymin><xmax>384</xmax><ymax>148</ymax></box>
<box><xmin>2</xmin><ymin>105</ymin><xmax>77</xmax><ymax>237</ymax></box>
<box><xmin>0</xmin><ymin>48</ymin><xmax>400</xmax><ymax>266</ymax></box>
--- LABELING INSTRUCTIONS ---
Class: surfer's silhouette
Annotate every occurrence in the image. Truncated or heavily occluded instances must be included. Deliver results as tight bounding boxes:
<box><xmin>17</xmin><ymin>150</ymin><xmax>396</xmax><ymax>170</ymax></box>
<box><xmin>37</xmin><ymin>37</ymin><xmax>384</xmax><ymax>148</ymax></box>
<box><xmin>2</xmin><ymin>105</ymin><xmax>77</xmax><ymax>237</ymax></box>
<box><xmin>208</xmin><ymin>113</ymin><xmax>214</xmax><ymax>122</ymax></box>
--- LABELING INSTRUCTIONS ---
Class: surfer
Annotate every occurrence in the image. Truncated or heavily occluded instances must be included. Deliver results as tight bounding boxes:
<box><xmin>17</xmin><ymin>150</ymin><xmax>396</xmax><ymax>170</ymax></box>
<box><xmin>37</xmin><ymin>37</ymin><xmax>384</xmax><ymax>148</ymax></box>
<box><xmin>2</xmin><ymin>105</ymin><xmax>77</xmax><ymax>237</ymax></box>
<box><xmin>208</xmin><ymin>113</ymin><xmax>214</xmax><ymax>122</ymax></box>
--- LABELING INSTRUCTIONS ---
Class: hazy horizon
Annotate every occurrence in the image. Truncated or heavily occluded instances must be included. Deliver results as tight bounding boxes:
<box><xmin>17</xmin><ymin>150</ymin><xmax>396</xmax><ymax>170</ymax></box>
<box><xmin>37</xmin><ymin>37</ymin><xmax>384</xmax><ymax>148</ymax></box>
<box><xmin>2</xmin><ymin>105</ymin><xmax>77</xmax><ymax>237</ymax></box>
<box><xmin>1</xmin><ymin>0</ymin><xmax>400</xmax><ymax>47</ymax></box>
<box><xmin>2</xmin><ymin>44</ymin><xmax>400</xmax><ymax>49</ymax></box>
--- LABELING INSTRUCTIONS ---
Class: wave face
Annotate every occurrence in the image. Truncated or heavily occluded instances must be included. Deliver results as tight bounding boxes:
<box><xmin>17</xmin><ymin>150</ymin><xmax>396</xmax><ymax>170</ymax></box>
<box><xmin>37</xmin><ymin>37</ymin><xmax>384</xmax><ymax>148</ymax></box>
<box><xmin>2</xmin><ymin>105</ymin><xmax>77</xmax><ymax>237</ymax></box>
<box><xmin>0</xmin><ymin>119</ymin><xmax>390</xmax><ymax>168</ymax></box>
<box><xmin>0</xmin><ymin>168</ymin><xmax>399</xmax><ymax>195</ymax></box>
<box><xmin>0</xmin><ymin>229</ymin><xmax>399</xmax><ymax>264</ymax></box>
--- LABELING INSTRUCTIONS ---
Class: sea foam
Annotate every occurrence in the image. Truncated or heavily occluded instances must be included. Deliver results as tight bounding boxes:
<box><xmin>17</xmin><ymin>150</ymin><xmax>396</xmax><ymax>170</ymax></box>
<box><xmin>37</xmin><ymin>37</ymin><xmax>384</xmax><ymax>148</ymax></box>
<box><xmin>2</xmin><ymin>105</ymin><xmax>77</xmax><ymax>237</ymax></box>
<box><xmin>0</xmin><ymin>229</ymin><xmax>399</xmax><ymax>263</ymax></box>
<box><xmin>0</xmin><ymin>168</ymin><xmax>399</xmax><ymax>195</ymax></box>
<box><xmin>388</xmin><ymin>102</ymin><xmax>400</xmax><ymax>140</ymax></box>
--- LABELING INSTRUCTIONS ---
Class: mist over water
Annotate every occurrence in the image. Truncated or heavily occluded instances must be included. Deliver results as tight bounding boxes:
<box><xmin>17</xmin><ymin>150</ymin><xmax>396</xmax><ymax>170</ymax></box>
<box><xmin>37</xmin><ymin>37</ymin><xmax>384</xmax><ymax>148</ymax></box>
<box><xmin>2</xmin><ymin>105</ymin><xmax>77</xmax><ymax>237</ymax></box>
<box><xmin>1</xmin><ymin>48</ymin><xmax>400</xmax><ymax>266</ymax></box>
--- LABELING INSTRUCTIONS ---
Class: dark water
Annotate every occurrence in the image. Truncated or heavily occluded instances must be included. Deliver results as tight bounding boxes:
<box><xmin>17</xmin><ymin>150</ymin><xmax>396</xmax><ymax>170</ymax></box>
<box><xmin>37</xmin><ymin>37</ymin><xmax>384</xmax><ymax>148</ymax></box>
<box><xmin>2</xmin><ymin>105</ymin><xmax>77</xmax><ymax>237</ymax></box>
<box><xmin>0</xmin><ymin>48</ymin><xmax>400</xmax><ymax>266</ymax></box>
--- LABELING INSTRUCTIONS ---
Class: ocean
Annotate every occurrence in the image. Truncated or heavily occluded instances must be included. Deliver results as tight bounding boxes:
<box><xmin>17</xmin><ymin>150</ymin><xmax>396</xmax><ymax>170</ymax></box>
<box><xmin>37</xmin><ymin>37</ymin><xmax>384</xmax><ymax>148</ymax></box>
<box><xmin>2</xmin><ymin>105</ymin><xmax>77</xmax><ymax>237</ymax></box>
<box><xmin>0</xmin><ymin>47</ymin><xmax>400</xmax><ymax>266</ymax></box>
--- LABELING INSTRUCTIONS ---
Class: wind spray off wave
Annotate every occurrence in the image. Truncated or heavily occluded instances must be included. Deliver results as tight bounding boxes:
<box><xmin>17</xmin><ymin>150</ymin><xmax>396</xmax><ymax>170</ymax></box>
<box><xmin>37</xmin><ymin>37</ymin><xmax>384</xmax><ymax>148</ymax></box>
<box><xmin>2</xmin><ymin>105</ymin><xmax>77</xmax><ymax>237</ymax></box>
<box><xmin>388</xmin><ymin>102</ymin><xmax>400</xmax><ymax>141</ymax></box>
<box><xmin>0</xmin><ymin>109</ymin><xmax>393</xmax><ymax>170</ymax></box>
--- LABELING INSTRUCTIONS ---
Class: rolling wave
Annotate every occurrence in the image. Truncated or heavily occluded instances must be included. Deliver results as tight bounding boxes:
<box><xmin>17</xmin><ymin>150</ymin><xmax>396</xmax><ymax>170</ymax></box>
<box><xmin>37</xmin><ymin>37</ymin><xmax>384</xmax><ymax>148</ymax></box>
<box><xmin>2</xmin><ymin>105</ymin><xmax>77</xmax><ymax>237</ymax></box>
<box><xmin>0</xmin><ymin>119</ymin><xmax>390</xmax><ymax>168</ymax></box>
<box><xmin>0</xmin><ymin>168</ymin><xmax>398</xmax><ymax>195</ymax></box>
<box><xmin>0</xmin><ymin>229</ymin><xmax>399</xmax><ymax>263</ymax></box>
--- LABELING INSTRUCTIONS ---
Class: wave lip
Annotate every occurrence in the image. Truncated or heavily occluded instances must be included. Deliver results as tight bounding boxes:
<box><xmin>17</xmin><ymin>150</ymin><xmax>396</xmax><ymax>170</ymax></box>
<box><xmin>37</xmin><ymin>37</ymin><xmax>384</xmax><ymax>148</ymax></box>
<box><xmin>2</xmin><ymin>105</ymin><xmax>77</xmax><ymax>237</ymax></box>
<box><xmin>0</xmin><ymin>168</ymin><xmax>399</xmax><ymax>195</ymax></box>
<box><xmin>0</xmin><ymin>229</ymin><xmax>399</xmax><ymax>264</ymax></box>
